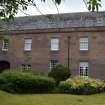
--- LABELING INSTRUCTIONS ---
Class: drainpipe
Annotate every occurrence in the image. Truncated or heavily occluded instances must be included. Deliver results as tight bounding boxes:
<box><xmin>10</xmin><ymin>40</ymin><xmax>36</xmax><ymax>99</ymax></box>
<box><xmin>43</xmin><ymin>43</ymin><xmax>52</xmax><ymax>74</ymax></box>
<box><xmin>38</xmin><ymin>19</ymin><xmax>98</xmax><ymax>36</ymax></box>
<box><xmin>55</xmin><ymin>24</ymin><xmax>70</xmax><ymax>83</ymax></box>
<box><xmin>67</xmin><ymin>36</ymin><xmax>71</xmax><ymax>69</ymax></box>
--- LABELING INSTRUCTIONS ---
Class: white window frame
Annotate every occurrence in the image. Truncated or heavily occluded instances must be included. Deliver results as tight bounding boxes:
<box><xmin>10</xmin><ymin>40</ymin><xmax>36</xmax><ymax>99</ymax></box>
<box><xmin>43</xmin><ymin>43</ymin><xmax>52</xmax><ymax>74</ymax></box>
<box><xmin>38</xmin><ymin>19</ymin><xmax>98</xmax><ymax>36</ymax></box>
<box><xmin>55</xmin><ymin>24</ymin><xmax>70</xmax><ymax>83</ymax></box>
<box><xmin>51</xmin><ymin>38</ymin><xmax>59</xmax><ymax>51</ymax></box>
<box><xmin>50</xmin><ymin>60</ymin><xmax>58</xmax><ymax>70</ymax></box>
<box><xmin>80</xmin><ymin>37</ymin><xmax>88</xmax><ymax>51</ymax></box>
<box><xmin>22</xmin><ymin>64</ymin><xmax>31</xmax><ymax>71</ymax></box>
<box><xmin>24</xmin><ymin>39</ymin><xmax>32</xmax><ymax>51</ymax></box>
<box><xmin>2</xmin><ymin>39</ymin><xmax>9</xmax><ymax>51</ymax></box>
<box><xmin>79</xmin><ymin>62</ymin><xmax>88</xmax><ymax>76</ymax></box>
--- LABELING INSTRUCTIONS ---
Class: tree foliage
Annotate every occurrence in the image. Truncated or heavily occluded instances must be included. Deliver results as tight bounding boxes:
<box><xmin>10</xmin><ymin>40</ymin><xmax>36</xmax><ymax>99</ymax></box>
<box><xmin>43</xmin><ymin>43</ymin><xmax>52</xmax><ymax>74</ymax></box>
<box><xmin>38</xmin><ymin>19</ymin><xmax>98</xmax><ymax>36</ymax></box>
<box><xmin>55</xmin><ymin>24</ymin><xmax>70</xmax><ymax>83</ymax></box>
<box><xmin>0</xmin><ymin>0</ymin><xmax>102</xmax><ymax>20</ymax></box>
<box><xmin>87</xmin><ymin>0</ymin><xmax>102</xmax><ymax>11</ymax></box>
<box><xmin>48</xmin><ymin>64</ymin><xmax>70</xmax><ymax>84</ymax></box>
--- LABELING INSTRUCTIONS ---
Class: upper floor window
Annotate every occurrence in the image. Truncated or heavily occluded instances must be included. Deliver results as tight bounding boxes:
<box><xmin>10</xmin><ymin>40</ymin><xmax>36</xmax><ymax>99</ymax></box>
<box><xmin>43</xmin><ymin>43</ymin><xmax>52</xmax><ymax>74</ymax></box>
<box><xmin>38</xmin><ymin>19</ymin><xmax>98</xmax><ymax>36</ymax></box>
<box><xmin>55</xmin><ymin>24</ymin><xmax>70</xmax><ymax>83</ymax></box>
<box><xmin>2</xmin><ymin>39</ymin><xmax>9</xmax><ymax>51</ymax></box>
<box><xmin>24</xmin><ymin>39</ymin><xmax>32</xmax><ymax>51</ymax></box>
<box><xmin>79</xmin><ymin>62</ymin><xmax>88</xmax><ymax>76</ymax></box>
<box><xmin>80</xmin><ymin>38</ymin><xmax>88</xmax><ymax>51</ymax></box>
<box><xmin>50</xmin><ymin>59</ymin><xmax>58</xmax><ymax>70</ymax></box>
<box><xmin>51</xmin><ymin>38</ymin><xmax>59</xmax><ymax>51</ymax></box>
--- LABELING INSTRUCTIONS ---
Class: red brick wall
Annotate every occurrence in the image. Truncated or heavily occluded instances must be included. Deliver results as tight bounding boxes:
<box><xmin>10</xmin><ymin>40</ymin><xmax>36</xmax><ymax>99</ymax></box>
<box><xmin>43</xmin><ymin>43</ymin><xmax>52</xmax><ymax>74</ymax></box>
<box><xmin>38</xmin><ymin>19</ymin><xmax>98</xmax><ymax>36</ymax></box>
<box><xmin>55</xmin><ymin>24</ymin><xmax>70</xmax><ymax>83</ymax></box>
<box><xmin>0</xmin><ymin>27</ymin><xmax>105</xmax><ymax>79</ymax></box>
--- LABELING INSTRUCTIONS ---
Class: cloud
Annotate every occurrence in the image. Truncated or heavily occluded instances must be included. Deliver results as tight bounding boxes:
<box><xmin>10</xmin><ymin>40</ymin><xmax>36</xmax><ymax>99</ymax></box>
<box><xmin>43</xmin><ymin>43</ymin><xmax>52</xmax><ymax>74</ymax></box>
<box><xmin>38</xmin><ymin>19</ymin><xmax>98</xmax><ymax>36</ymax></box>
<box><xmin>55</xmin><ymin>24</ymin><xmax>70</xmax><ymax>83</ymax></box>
<box><xmin>16</xmin><ymin>0</ymin><xmax>105</xmax><ymax>17</ymax></box>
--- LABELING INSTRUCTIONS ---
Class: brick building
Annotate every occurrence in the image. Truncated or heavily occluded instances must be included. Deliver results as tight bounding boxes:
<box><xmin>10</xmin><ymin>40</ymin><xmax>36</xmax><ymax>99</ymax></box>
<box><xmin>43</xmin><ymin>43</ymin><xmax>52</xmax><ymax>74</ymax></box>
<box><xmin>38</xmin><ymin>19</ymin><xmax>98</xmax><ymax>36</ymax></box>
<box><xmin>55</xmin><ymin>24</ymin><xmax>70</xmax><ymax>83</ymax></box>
<box><xmin>0</xmin><ymin>11</ymin><xmax>105</xmax><ymax>79</ymax></box>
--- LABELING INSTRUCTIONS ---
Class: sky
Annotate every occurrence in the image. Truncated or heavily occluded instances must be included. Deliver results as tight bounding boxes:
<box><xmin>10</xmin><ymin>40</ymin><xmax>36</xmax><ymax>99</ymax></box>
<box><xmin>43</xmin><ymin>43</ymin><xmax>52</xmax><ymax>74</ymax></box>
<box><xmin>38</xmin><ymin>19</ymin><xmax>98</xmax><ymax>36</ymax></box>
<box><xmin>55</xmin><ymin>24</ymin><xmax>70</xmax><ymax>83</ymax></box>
<box><xmin>17</xmin><ymin>0</ymin><xmax>105</xmax><ymax>17</ymax></box>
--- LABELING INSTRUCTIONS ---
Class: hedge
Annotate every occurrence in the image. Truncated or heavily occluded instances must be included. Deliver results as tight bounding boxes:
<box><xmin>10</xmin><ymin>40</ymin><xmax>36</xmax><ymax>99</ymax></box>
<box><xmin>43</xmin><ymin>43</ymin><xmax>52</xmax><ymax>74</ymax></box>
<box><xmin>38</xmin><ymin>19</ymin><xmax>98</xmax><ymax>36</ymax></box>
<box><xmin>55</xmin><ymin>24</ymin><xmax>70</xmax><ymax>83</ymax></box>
<box><xmin>0</xmin><ymin>70</ymin><xmax>55</xmax><ymax>93</ymax></box>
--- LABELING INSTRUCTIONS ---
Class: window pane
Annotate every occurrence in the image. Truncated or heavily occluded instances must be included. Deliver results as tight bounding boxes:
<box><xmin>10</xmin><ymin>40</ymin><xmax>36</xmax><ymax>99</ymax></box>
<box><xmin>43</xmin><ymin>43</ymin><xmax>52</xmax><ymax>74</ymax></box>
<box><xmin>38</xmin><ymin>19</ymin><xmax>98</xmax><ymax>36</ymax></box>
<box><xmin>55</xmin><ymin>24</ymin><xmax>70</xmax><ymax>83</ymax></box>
<box><xmin>25</xmin><ymin>39</ymin><xmax>32</xmax><ymax>43</ymax></box>
<box><xmin>24</xmin><ymin>39</ymin><xmax>32</xmax><ymax>51</ymax></box>
<box><xmin>2</xmin><ymin>39</ymin><xmax>9</xmax><ymax>51</ymax></box>
<box><xmin>22</xmin><ymin>64</ymin><xmax>31</xmax><ymax>71</ymax></box>
<box><xmin>27</xmin><ymin>65</ymin><xmax>31</xmax><ymax>70</ymax></box>
<box><xmin>50</xmin><ymin>60</ymin><xmax>58</xmax><ymax>69</ymax></box>
<box><xmin>51</xmin><ymin>39</ymin><xmax>59</xmax><ymax>51</ymax></box>
<box><xmin>79</xmin><ymin>62</ymin><xmax>88</xmax><ymax>76</ymax></box>
<box><xmin>24</xmin><ymin>43</ymin><xmax>31</xmax><ymax>50</ymax></box>
<box><xmin>80</xmin><ymin>38</ymin><xmax>88</xmax><ymax>50</ymax></box>
<box><xmin>80</xmin><ymin>38</ymin><xmax>88</xmax><ymax>42</ymax></box>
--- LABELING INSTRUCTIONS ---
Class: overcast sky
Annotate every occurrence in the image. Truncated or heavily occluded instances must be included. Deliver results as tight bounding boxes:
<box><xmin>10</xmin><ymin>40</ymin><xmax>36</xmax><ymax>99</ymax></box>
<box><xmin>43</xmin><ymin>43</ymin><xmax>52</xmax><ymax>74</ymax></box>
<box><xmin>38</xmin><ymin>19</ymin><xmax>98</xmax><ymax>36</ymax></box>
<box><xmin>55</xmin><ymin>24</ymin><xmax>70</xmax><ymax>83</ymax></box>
<box><xmin>17</xmin><ymin>0</ymin><xmax>105</xmax><ymax>17</ymax></box>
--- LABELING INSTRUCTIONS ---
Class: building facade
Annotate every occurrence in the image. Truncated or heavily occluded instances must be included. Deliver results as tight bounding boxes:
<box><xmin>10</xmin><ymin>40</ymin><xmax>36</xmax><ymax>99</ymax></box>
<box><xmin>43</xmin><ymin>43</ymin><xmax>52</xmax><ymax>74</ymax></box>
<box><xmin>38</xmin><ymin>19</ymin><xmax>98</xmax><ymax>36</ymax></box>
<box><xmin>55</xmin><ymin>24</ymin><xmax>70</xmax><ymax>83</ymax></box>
<box><xmin>0</xmin><ymin>12</ymin><xmax>105</xmax><ymax>79</ymax></box>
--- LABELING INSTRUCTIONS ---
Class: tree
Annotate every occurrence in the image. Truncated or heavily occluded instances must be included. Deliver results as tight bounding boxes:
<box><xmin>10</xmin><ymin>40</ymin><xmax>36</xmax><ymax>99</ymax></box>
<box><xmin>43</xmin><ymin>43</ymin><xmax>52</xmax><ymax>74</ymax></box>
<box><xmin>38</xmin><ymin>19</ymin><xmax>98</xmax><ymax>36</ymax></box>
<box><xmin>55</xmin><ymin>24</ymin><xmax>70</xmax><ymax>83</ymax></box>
<box><xmin>0</xmin><ymin>0</ymin><xmax>102</xmax><ymax>20</ymax></box>
<box><xmin>48</xmin><ymin>64</ymin><xmax>70</xmax><ymax>84</ymax></box>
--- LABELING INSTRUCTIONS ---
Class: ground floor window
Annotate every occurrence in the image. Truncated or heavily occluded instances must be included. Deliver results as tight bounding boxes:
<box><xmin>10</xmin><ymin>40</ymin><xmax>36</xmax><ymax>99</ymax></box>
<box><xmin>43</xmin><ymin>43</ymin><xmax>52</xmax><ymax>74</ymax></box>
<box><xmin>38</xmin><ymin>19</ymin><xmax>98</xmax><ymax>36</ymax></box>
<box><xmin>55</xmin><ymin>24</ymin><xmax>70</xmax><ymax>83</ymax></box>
<box><xmin>22</xmin><ymin>64</ymin><xmax>31</xmax><ymax>71</ymax></box>
<box><xmin>50</xmin><ymin>60</ymin><xmax>58</xmax><ymax>70</ymax></box>
<box><xmin>79</xmin><ymin>62</ymin><xmax>88</xmax><ymax>76</ymax></box>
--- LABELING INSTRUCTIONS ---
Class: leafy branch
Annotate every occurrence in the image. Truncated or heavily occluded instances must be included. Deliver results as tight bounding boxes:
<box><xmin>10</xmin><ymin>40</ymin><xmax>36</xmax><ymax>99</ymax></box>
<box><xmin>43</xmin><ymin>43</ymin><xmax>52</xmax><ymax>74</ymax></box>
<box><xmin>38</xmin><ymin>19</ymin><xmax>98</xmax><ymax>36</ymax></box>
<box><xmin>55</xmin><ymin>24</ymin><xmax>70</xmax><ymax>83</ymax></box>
<box><xmin>0</xmin><ymin>0</ymin><xmax>102</xmax><ymax>20</ymax></box>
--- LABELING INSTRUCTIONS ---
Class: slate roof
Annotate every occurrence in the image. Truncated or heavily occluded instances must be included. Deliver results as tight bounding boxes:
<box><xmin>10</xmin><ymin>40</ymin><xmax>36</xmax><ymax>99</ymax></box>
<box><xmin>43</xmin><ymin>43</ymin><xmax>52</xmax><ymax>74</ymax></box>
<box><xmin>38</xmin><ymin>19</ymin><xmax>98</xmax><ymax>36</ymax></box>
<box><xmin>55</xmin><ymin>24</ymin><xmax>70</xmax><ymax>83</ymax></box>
<box><xmin>0</xmin><ymin>11</ymin><xmax>105</xmax><ymax>31</ymax></box>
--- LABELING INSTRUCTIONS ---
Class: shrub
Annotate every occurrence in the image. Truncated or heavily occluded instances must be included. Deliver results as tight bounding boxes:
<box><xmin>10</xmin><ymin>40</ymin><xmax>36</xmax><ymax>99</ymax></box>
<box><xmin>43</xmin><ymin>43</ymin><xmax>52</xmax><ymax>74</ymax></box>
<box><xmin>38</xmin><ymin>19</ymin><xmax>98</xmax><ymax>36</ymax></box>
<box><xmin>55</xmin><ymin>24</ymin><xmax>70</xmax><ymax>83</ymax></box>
<box><xmin>48</xmin><ymin>64</ymin><xmax>70</xmax><ymax>84</ymax></box>
<box><xmin>22</xmin><ymin>70</ymin><xmax>45</xmax><ymax>76</ymax></box>
<box><xmin>56</xmin><ymin>76</ymin><xmax>105</xmax><ymax>95</ymax></box>
<box><xmin>0</xmin><ymin>70</ymin><xmax>55</xmax><ymax>93</ymax></box>
<box><xmin>4</xmin><ymin>69</ymin><xmax>45</xmax><ymax>76</ymax></box>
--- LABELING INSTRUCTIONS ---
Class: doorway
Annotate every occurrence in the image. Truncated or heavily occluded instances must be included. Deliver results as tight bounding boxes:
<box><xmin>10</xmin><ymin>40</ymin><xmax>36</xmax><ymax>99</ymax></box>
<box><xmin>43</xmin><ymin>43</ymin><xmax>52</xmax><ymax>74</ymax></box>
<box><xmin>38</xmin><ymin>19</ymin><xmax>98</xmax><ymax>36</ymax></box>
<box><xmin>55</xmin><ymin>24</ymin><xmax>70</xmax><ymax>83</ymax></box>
<box><xmin>0</xmin><ymin>61</ymin><xmax>10</xmax><ymax>73</ymax></box>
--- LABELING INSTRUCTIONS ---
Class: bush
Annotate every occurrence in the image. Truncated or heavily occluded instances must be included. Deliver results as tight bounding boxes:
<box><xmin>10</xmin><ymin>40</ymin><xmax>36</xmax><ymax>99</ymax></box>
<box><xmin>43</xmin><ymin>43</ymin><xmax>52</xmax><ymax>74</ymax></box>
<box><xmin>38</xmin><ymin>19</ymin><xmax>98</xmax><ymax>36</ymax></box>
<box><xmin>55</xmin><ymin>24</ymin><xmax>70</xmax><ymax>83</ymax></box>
<box><xmin>4</xmin><ymin>69</ymin><xmax>45</xmax><ymax>75</ymax></box>
<box><xmin>56</xmin><ymin>76</ymin><xmax>105</xmax><ymax>95</ymax></box>
<box><xmin>0</xmin><ymin>70</ymin><xmax>55</xmax><ymax>93</ymax></box>
<box><xmin>22</xmin><ymin>70</ymin><xmax>45</xmax><ymax>76</ymax></box>
<box><xmin>48</xmin><ymin>64</ymin><xmax>70</xmax><ymax>84</ymax></box>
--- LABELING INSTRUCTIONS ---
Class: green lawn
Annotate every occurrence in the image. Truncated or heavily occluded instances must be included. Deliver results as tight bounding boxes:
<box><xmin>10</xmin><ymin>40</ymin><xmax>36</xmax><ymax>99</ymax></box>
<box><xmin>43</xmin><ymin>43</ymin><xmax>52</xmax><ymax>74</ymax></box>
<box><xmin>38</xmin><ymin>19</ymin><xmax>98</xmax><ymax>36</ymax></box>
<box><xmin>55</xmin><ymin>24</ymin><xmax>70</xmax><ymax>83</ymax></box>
<box><xmin>0</xmin><ymin>91</ymin><xmax>105</xmax><ymax>105</ymax></box>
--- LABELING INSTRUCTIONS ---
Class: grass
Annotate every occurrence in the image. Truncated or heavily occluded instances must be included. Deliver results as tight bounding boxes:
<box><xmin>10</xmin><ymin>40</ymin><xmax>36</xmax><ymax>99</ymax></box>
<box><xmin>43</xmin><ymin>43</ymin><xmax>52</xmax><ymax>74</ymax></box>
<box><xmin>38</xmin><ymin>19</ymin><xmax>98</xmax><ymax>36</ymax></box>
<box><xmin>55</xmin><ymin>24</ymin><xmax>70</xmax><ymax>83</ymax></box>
<box><xmin>0</xmin><ymin>91</ymin><xmax>105</xmax><ymax>105</ymax></box>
